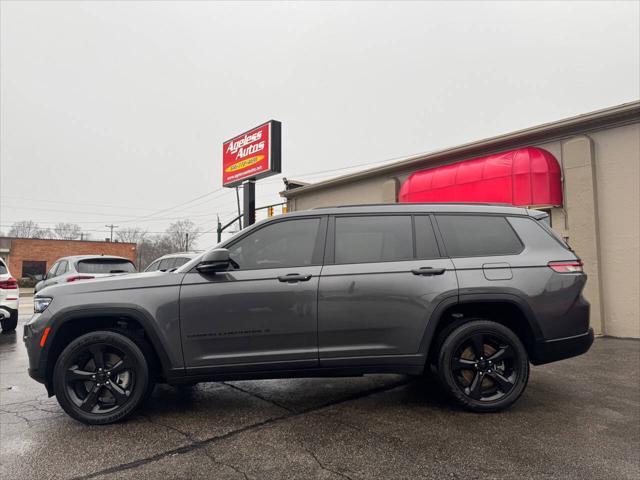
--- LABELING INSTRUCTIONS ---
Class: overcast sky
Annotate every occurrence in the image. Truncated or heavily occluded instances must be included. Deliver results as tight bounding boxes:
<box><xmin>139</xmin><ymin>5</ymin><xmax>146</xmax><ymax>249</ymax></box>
<box><xmin>1</xmin><ymin>1</ymin><xmax>638</xmax><ymax>249</ymax></box>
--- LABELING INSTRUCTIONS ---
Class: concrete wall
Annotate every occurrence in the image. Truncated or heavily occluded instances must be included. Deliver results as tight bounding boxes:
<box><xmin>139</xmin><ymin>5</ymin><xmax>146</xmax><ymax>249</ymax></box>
<box><xmin>590</xmin><ymin>124</ymin><xmax>640</xmax><ymax>337</ymax></box>
<box><xmin>286</xmin><ymin>122</ymin><xmax>640</xmax><ymax>338</ymax></box>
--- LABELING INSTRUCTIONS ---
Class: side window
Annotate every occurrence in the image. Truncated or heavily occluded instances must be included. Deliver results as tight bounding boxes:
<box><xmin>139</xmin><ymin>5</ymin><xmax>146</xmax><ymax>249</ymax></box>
<box><xmin>56</xmin><ymin>260</ymin><xmax>68</xmax><ymax>276</ymax></box>
<box><xmin>174</xmin><ymin>257</ymin><xmax>190</xmax><ymax>268</ymax></box>
<box><xmin>334</xmin><ymin>215</ymin><xmax>413</xmax><ymax>264</ymax></box>
<box><xmin>436</xmin><ymin>215</ymin><xmax>523</xmax><ymax>257</ymax></box>
<box><xmin>158</xmin><ymin>258</ymin><xmax>176</xmax><ymax>271</ymax></box>
<box><xmin>145</xmin><ymin>260</ymin><xmax>161</xmax><ymax>272</ymax></box>
<box><xmin>228</xmin><ymin>218</ymin><xmax>321</xmax><ymax>270</ymax></box>
<box><xmin>46</xmin><ymin>262</ymin><xmax>60</xmax><ymax>279</ymax></box>
<box><xmin>414</xmin><ymin>216</ymin><xmax>441</xmax><ymax>259</ymax></box>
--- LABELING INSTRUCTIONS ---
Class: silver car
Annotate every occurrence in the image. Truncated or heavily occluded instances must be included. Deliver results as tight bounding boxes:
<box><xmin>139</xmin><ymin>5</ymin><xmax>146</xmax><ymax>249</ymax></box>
<box><xmin>34</xmin><ymin>255</ymin><xmax>136</xmax><ymax>293</ymax></box>
<box><xmin>144</xmin><ymin>252</ymin><xmax>199</xmax><ymax>272</ymax></box>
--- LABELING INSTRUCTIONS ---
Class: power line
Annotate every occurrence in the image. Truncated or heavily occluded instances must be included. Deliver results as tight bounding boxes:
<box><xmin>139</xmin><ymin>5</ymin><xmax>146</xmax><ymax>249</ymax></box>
<box><xmin>105</xmin><ymin>224</ymin><xmax>119</xmax><ymax>242</ymax></box>
<box><xmin>0</xmin><ymin>195</ymin><xmax>158</xmax><ymax>212</ymax></box>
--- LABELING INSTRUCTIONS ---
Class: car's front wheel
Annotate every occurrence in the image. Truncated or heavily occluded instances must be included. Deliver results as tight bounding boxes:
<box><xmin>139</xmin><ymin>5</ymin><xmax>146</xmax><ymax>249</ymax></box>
<box><xmin>1</xmin><ymin>315</ymin><xmax>18</xmax><ymax>333</ymax></box>
<box><xmin>53</xmin><ymin>331</ymin><xmax>149</xmax><ymax>424</ymax></box>
<box><xmin>437</xmin><ymin>320</ymin><xmax>529</xmax><ymax>412</ymax></box>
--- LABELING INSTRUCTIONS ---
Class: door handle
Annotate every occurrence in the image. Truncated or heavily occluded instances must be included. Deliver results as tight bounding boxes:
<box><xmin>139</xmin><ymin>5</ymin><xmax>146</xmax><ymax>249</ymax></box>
<box><xmin>411</xmin><ymin>267</ymin><xmax>446</xmax><ymax>276</ymax></box>
<box><xmin>277</xmin><ymin>273</ymin><xmax>312</xmax><ymax>283</ymax></box>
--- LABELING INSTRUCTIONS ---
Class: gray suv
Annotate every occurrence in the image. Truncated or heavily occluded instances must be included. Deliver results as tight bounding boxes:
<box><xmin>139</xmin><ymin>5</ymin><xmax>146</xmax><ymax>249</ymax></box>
<box><xmin>24</xmin><ymin>204</ymin><xmax>593</xmax><ymax>424</ymax></box>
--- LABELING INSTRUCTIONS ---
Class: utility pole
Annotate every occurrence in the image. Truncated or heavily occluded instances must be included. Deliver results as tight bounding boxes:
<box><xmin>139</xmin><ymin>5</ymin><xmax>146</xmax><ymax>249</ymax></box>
<box><xmin>185</xmin><ymin>233</ymin><xmax>189</xmax><ymax>251</ymax></box>
<box><xmin>105</xmin><ymin>224</ymin><xmax>118</xmax><ymax>242</ymax></box>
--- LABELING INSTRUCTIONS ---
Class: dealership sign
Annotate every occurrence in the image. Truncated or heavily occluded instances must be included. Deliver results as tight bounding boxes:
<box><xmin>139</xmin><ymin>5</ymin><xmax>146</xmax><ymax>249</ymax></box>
<box><xmin>222</xmin><ymin>120</ymin><xmax>281</xmax><ymax>187</ymax></box>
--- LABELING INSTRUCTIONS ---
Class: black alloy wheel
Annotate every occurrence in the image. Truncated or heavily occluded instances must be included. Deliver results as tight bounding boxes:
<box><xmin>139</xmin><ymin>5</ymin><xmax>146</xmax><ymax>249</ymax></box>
<box><xmin>53</xmin><ymin>331</ymin><xmax>149</xmax><ymax>424</ymax></box>
<box><xmin>437</xmin><ymin>320</ymin><xmax>529</xmax><ymax>412</ymax></box>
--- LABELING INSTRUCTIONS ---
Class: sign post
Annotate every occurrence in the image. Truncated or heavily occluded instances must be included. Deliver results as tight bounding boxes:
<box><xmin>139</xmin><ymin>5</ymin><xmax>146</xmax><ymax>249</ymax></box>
<box><xmin>222</xmin><ymin>120</ymin><xmax>281</xmax><ymax>227</ymax></box>
<box><xmin>242</xmin><ymin>179</ymin><xmax>256</xmax><ymax>227</ymax></box>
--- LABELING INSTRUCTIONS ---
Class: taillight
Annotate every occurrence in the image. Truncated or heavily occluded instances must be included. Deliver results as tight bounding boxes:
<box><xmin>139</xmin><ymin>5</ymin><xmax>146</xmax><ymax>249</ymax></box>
<box><xmin>548</xmin><ymin>261</ymin><xmax>583</xmax><ymax>273</ymax></box>
<box><xmin>0</xmin><ymin>277</ymin><xmax>18</xmax><ymax>289</ymax></box>
<box><xmin>66</xmin><ymin>275</ymin><xmax>95</xmax><ymax>282</ymax></box>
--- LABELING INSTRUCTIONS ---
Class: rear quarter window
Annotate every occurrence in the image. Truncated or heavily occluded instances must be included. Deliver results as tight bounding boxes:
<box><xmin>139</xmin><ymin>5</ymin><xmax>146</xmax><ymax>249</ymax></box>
<box><xmin>436</xmin><ymin>215</ymin><xmax>523</xmax><ymax>257</ymax></box>
<box><xmin>0</xmin><ymin>260</ymin><xmax>7</xmax><ymax>275</ymax></box>
<box><xmin>77</xmin><ymin>259</ymin><xmax>136</xmax><ymax>274</ymax></box>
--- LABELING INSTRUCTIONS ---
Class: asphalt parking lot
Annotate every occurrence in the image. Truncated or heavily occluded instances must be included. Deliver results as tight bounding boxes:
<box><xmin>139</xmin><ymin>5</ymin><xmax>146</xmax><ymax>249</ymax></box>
<box><xmin>1</xmin><ymin>298</ymin><xmax>638</xmax><ymax>480</ymax></box>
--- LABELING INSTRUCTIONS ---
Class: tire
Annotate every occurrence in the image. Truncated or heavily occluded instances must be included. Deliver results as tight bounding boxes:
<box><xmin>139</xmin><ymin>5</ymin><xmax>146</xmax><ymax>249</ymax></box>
<box><xmin>437</xmin><ymin>320</ymin><xmax>529</xmax><ymax>412</ymax></box>
<box><xmin>53</xmin><ymin>330</ymin><xmax>150</xmax><ymax>425</ymax></box>
<box><xmin>1</xmin><ymin>316</ymin><xmax>18</xmax><ymax>333</ymax></box>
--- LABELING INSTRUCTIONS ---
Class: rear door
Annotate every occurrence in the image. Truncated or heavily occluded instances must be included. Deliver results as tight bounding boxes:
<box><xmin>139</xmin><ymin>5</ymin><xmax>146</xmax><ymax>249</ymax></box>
<box><xmin>318</xmin><ymin>214</ymin><xmax>458</xmax><ymax>367</ymax></box>
<box><xmin>434</xmin><ymin>214</ymin><xmax>525</xmax><ymax>291</ymax></box>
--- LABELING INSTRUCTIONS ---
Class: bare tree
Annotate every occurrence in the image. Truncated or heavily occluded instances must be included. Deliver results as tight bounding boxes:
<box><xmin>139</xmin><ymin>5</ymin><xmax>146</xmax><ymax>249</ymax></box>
<box><xmin>8</xmin><ymin>220</ymin><xmax>49</xmax><ymax>238</ymax></box>
<box><xmin>165</xmin><ymin>220</ymin><xmax>200</xmax><ymax>252</ymax></box>
<box><xmin>116</xmin><ymin>227</ymin><xmax>148</xmax><ymax>244</ymax></box>
<box><xmin>138</xmin><ymin>234</ymin><xmax>174</xmax><ymax>270</ymax></box>
<box><xmin>53</xmin><ymin>222</ymin><xmax>82</xmax><ymax>240</ymax></box>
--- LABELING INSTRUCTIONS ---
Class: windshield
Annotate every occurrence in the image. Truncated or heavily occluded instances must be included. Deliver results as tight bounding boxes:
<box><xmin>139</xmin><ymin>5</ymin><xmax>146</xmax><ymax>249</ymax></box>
<box><xmin>77</xmin><ymin>259</ymin><xmax>136</xmax><ymax>274</ymax></box>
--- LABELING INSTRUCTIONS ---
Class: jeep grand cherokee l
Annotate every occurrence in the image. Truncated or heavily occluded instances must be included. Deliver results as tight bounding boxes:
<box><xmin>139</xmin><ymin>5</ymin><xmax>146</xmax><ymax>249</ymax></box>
<box><xmin>24</xmin><ymin>204</ymin><xmax>593</xmax><ymax>424</ymax></box>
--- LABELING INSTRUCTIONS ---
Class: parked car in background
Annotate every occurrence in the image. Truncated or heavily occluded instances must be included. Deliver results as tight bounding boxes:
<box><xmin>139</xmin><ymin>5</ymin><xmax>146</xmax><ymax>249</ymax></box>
<box><xmin>34</xmin><ymin>255</ymin><xmax>136</xmax><ymax>293</ymax></box>
<box><xmin>24</xmin><ymin>204</ymin><xmax>592</xmax><ymax>424</ymax></box>
<box><xmin>144</xmin><ymin>252</ymin><xmax>199</xmax><ymax>272</ymax></box>
<box><xmin>0</xmin><ymin>257</ymin><xmax>19</xmax><ymax>332</ymax></box>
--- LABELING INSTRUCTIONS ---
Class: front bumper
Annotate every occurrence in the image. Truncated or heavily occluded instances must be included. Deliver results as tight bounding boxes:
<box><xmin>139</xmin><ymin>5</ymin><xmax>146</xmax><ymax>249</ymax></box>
<box><xmin>23</xmin><ymin>319</ymin><xmax>48</xmax><ymax>384</ymax></box>
<box><xmin>530</xmin><ymin>328</ymin><xmax>594</xmax><ymax>365</ymax></box>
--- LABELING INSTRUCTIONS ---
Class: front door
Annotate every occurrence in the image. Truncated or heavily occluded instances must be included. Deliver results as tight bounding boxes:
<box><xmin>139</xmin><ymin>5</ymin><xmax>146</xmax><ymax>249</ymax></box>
<box><xmin>180</xmin><ymin>216</ymin><xmax>327</xmax><ymax>373</ymax></box>
<box><xmin>318</xmin><ymin>214</ymin><xmax>458</xmax><ymax>367</ymax></box>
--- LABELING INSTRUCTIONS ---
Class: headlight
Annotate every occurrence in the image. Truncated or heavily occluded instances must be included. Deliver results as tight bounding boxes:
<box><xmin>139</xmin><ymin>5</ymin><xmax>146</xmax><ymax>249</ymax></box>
<box><xmin>34</xmin><ymin>297</ymin><xmax>53</xmax><ymax>314</ymax></box>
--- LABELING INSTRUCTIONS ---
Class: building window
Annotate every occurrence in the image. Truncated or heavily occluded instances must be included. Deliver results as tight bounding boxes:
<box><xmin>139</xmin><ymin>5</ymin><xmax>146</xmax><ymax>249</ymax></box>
<box><xmin>22</xmin><ymin>260</ymin><xmax>47</xmax><ymax>279</ymax></box>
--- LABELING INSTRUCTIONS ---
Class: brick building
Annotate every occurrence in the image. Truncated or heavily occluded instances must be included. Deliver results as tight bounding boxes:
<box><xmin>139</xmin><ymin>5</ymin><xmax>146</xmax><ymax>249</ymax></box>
<box><xmin>0</xmin><ymin>237</ymin><xmax>137</xmax><ymax>279</ymax></box>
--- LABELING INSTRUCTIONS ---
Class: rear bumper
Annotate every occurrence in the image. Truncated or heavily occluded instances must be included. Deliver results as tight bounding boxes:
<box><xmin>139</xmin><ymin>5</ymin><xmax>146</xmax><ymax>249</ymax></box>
<box><xmin>530</xmin><ymin>328</ymin><xmax>594</xmax><ymax>365</ymax></box>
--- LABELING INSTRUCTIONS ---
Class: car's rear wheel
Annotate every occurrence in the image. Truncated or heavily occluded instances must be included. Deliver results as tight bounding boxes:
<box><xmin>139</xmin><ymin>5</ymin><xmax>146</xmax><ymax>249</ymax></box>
<box><xmin>437</xmin><ymin>320</ymin><xmax>529</xmax><ymax>412</ymax></box>
<box><xmin>53</xmin><ymin>331</ymin><xmax>149</xmax><ymax>424</ymax></box>
<box><xmin>1</xmin><ymin>316</ymin><xmax>18</xmax><ymax>333</ymax></box>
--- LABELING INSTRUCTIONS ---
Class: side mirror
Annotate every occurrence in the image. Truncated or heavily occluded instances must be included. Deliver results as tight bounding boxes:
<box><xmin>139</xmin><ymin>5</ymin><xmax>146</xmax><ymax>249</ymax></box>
<box><xmin>34</xmin><ymin>280</ymin><xmax>44</xmax><ymax>292</ymax></box>
<box><xmin>196</xmin><ymin>249</ymin><xmax>231</xmax><ymax>274</ymax></box>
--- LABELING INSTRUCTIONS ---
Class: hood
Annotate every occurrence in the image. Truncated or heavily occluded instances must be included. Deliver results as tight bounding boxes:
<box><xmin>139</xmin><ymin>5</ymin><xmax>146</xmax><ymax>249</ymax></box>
<box><xmin>37</xmin><ymin>271</ymin><xmax>184</xmax><ymax>297</ymax></box>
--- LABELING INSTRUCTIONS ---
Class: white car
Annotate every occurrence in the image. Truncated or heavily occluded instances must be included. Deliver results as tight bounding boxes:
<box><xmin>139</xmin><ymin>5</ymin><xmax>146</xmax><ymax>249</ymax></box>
<box><xmin>144</xmin><ymin>252</ymin><xmax>200</xmax><ymax>272</ymax></box>
<box><xmin>0</xmin><ymin>257</ymin><xmax>19</xmax><ymax>333</ymax></box>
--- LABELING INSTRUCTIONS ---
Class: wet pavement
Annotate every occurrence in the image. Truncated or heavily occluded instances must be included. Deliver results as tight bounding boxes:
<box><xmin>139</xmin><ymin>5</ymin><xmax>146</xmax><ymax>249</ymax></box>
<box><xmin>1</xmin><ymin>299</ymin><xmax>639</xmax><ymax>479</ymax></box>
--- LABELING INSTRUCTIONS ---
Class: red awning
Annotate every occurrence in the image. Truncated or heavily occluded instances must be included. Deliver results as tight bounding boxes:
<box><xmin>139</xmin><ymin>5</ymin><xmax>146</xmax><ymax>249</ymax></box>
<box><xmin>398</xmin><ymin>147</ymin><xmax>562</xmax><ymax>207</ymax></box>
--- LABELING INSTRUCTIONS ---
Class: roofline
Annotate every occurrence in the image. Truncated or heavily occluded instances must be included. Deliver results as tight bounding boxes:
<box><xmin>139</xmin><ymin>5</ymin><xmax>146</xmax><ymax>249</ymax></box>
<box><xmin>60</xmin><ymin>255</ymin><xmax>133</xmax><ymax>261</ymax></box>
<box><xmin>281</xmin><ymin>100</ymin><xmax>640</xmax><ymax>198</ymax></box>
<box><xmin>0</xmin><ymin>236</ymin><xmax>137</xmax><ymax>246</ymax></box>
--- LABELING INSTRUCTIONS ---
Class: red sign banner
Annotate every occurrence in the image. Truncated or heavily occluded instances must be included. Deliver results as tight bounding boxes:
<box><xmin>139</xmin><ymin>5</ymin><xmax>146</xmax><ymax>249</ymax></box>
<box><xmin>222</xmin><ymin>120</ymin><xmax>281</xmax><ymax>187</ymax></box>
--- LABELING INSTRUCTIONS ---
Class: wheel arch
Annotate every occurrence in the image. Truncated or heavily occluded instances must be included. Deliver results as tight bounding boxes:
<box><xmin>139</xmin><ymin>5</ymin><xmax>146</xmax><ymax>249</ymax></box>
<box><xmin>420</xmin><ymin>294</ymin><xmax>543</xmax><ymax>362</ymax></box>
<box><xmin>43</xmin><ymin>307</ymin><xmax>174</xmax><ymax>394</ymax></box>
